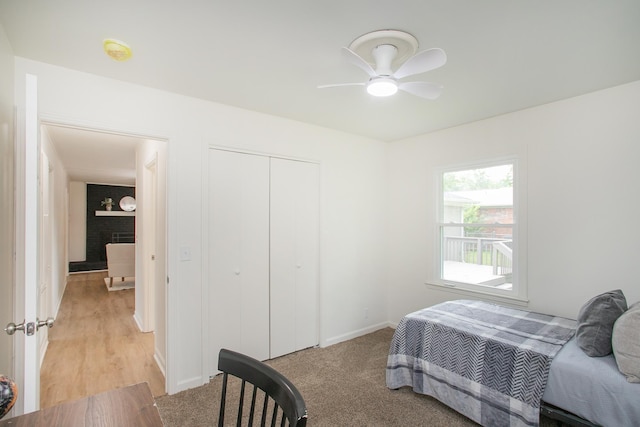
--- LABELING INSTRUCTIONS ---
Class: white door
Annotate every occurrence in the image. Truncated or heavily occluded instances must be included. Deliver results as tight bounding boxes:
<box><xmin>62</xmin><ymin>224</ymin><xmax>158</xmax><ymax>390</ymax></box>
<box><xmin>208</xmin><ymin>149</ymin><xmax>270</xmax><ymax>370</ymax></box>
<box><xmin>269</xmin><ymin>158</ymin><xmax>319</xmax><ymax>358</ymax></box>
<box><xmin>0</xmin><ymin>61</ymin><xmax>16</xmax><ymax>414</ymax></box>
<box><xmin>6</xmin><ymin>74</ymin><xmax>42</xmax><ymax>414</ymax></box>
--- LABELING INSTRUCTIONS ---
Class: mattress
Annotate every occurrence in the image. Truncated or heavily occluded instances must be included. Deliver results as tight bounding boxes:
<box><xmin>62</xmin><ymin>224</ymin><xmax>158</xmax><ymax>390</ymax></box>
<box><xmin>543</xmin><ymin>336</ymin><xmax>640</xmax><ymax>427</ymax></box>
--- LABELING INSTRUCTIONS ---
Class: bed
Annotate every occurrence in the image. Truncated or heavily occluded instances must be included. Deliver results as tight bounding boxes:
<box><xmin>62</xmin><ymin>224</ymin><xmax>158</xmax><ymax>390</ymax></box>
<box><xmin>386</xmin><ymin>299</ymin><xmax>640</xmax><ymax>427</ymax></box>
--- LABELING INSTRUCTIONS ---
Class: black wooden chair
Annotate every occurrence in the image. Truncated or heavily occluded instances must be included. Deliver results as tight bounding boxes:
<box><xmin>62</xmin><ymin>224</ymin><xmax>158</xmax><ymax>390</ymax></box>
<box><xmin>217</xmin><ymin>348</ymin><xmax>308</xmax><ymax>427</ymax></box>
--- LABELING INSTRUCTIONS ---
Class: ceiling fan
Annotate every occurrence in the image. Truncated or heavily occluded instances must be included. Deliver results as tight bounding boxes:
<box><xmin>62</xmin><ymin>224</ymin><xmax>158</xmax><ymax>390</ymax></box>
<box><xmin>319</xmin><ymin>30</ymin><xmax>447</xmax><ymax>99</ymax></box>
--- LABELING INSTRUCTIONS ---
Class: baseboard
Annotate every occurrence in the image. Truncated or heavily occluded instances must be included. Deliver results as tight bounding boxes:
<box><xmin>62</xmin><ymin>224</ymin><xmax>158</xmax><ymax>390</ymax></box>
<box><xmin>322</xmin><ymin>321</ymin><xmax>392</xmax><ymax>347</ymax></box>
<box><xmin>388</xmin><ymin>320</ymin><xmax>400</xmax><ymax>329</ymax></box>
<box><xmin>176</xmin><ymin>376</ymin><xmax>207</xmax><ymax>394</ymax></box>
<box><xmin>133</xmin><ymin>312</ymin><xmax>144</xmax><ymax>332</ymax></box>
<box><xmin>154</xmin><ymin>350</ymin><xmax>166</xmax><ymax>378</ymax></box>
<box><xmin>69</xmin><ymin>269</ymin><xmax>107</xmax><ymax>274</ymax></box>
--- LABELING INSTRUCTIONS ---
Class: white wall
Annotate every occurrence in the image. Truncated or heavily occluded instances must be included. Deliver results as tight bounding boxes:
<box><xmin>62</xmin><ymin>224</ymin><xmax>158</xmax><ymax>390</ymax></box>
<box><xmin>68</xmin><ymin>181</ymin><xmax>86</xmax><ymax>262</ymax></box>
<box><xmin>387</xmin><ymin>80</ymin><xmax>640</xmax><ymax>322</ymax></box>
<box><xmin>13</xmin><ymin>57</ymin><xmax>389</xmax><ymax>393</ymax></box>
<box><xmin>0</xmin><ymin>22</ymin><xmax>15</xmax><ymax>379</ymax></box>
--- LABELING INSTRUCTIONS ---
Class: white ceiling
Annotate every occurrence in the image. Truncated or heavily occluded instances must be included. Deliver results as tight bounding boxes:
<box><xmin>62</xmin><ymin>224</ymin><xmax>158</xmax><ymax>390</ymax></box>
<box><xmin>2</xmin><ymin>1</ymin><xmax>640</xmax><ymax>181</ymax></box>
<box><xmin>44</xmin><ymin>125</ymin><xmax>141</xmax><ymax>186</ymax></box>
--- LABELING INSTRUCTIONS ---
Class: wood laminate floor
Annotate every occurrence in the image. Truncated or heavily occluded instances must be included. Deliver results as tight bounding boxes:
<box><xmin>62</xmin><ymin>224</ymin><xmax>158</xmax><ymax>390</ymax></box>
<box><xmin>39</xmin><ymin>271</ymin><xmax>165</xmax><ymax>408</ymax></box>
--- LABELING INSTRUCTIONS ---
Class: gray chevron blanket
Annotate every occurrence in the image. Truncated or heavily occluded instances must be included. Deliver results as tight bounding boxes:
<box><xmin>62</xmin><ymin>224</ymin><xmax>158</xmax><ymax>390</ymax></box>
<box><xmin>386</xmin><ymin>300</ymin><xmax>576</xmax><ymax>427</ymax></box>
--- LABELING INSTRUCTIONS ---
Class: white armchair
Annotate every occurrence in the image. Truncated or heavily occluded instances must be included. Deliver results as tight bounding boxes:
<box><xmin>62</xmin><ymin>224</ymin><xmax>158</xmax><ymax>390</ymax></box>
<box><xmin>106</xmin><ymin>243</ymin><xmax>135</xmax><ymax>287</ymax></box>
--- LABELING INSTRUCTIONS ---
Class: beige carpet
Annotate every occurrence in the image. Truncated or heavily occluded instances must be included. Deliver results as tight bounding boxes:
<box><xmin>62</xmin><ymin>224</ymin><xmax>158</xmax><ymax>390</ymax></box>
<box><xmin>155</xmin><ymin>328</ymin><xmax>561</xmax><ymax>426</ymax></box>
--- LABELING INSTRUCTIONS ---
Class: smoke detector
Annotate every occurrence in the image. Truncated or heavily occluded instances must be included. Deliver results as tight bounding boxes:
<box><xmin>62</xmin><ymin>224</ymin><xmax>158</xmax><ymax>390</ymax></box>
<box><xmin>103</xmin><ymin>39</ymin><xmax>132</xmax><ymax>61</ymax></box>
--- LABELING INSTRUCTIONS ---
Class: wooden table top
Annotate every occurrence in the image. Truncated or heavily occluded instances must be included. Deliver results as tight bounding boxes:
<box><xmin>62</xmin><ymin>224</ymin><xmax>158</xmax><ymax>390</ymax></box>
<box><xmin>0</xmin><ymin>382</ymin><xmax>163</xmax><ymax>426</ymax></box>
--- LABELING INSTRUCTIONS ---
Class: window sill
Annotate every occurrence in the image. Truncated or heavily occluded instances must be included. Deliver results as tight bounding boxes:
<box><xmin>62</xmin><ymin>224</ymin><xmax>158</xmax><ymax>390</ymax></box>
<box><xmin>424</xmin><ymin>281</ymin><xmax>529</xmax><ymax>307</ymax></box>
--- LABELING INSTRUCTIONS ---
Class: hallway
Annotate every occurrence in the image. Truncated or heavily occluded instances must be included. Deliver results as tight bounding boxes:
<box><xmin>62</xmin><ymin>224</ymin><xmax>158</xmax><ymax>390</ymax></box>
<box><xmin>40</xmin><ymin>271</ymin><xmax>165</xmax><ymax>408</ymax></box>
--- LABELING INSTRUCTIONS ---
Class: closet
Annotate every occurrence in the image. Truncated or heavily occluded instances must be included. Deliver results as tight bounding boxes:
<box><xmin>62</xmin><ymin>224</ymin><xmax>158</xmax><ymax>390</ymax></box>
<box><xmin>207</xmin><ymin>148</ymin><xmax>319</xmax><ymax>370</ymax></box>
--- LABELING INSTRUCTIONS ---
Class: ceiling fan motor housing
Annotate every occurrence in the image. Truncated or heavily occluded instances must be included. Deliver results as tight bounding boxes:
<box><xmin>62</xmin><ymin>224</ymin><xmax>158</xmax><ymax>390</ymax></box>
<box><xmin>371</xmin><ymin>44</ymin><xmax>398</xmax><ymax>76</ymax></box>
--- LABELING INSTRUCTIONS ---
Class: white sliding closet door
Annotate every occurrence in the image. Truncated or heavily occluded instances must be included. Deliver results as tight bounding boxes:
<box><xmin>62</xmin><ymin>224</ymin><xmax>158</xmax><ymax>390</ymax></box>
<box><xmin>270</xmin><ymin>158</ymin><xmax>320</xmax><ymax>358</ymax></box>
<box><xmin>208</xmin><ymin>149</ymin><xmax>270</xmax><ymax>364</ymax></box>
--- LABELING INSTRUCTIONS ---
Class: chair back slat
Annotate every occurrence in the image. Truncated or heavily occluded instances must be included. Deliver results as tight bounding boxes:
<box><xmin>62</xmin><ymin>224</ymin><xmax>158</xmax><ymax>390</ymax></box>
<box><xmin>270</xmin><ymin>402</ymin><xmax>279</xmax><ymax>427</ymax></box>
<box><xmin>217</xmin><ymin>348</ymin><xmax>307</xmax><ymax>427</ymax></box>
<box><xmin>248</xmin><ymin>385</ymin><xmax>258</xmax><ymax>424</ymax></box>
<box><xmin>260</xmin><ymin>394</ymin><xmax>269</xmax><ymax>426</ymax></box>
<box><xmin>236</xmin><ymin>380</ymin><xmax>247</xmax><ymax>426</ymax></box>
<box><xmin>218</xmin><ymin>373</ymin><xmax>229</xmax><ymax>427</ymax></box>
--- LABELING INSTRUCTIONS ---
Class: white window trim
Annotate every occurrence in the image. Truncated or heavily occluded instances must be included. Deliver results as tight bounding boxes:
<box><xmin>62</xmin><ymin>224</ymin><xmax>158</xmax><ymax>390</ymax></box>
<box><xmin>429</xmin><ymin>156</ymin><xmax>528</xmax><ymax>304</ymax></box>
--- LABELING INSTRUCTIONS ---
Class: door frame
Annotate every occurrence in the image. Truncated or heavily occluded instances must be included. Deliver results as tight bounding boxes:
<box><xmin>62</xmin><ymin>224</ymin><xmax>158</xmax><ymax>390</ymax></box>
<box><xmin>13</xmin><ymin>105</ymin><xmax>171</xmax><ymax>409</ymax></box>
<box><xmin>142</xmin><ymin>154</ymin><xmax>158</xmax><ymax>332</ymax></box>
<box><xmin>38</xmin><ymin>150</ymin><xmax>53</xmax><ymax>365</ymax></box>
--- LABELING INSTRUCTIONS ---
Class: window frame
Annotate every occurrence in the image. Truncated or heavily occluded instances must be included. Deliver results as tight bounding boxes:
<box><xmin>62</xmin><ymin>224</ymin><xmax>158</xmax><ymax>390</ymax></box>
<box><xmin>430</xmin><ymin>157</ymin><xmax>528</xmax><ymax>304</ymax></box>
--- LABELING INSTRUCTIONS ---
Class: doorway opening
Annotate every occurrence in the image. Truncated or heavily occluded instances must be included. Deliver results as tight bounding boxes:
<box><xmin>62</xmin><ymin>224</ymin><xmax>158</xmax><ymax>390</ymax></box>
<box><xmin>37</xmin><ymin>122</ymin><xmax>168</xmax><ymax>406</ymax></box>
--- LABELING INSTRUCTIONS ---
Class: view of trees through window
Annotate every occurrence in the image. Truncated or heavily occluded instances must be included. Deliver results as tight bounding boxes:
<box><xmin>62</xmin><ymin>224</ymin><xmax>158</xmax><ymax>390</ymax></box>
<box><xmin>443</xmin><ymin>165</ymin><xmax>513</xmax><ymax>192</ymax></box>
<box><xmin>440</xmin><ymin>163</ymin><xmax>514</xmax><ymax>290</ymax></box>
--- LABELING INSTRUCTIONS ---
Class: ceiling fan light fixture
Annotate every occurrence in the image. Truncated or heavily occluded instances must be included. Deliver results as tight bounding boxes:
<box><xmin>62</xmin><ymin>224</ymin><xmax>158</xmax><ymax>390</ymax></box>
<box><xmin>319</xmin><ymin>29</ymin><xmax>446</xmax><ymax>100</ymax></box>
<box><xmin>367</xmin><ymin>77</ymin><xmax>398</xmax><ymax>97</ymax></box>
<box><xmin>103</xmin><ymin>39</ymin><xmax>132</xmax><ymax>61</ymax></box>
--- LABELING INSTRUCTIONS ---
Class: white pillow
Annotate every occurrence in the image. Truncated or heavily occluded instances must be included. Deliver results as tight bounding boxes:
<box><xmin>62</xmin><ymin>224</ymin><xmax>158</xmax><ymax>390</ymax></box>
<box><xmin>612</xmin><ymin>301</ymin><xmax>640</xmax><ymax>383</ymax></box>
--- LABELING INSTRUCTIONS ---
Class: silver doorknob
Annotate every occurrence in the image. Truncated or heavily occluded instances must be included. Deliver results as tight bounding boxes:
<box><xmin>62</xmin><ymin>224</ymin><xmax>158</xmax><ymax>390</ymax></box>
<box><xmin>4</xmin><ymin>321</ymin><xmax>25</xmax><ymax>336</ymax></box>
<box><xmin>37</xmin><ymin>317</ymin><xmax>54</xmax><ymax>331</ymax></box>
<box><xmin>4</xmin><ymin>317</ymin><xmax>54</xmax><ymax>336</ymax></box>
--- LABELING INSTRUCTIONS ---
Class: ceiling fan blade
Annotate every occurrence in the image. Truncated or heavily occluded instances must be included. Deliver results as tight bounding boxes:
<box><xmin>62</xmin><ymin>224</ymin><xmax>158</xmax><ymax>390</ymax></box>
<box><xmin>393</xmin><ymin>48</ymin><xmax>447</xmax><ymax>79</ymax></box>
<box><xmin>398</xmin><ymin>81</ymin><xmax>444</xmax><ymax>100</ymax></box>
<box><xmin>317</xmin><ymin>82</ymin><xmax>366</xmax><ymax>89</ymax></box>
<box><xmin>341</xmin><ymin>47</ymin><xmax>376</xmax><ymax>77</ymax></box>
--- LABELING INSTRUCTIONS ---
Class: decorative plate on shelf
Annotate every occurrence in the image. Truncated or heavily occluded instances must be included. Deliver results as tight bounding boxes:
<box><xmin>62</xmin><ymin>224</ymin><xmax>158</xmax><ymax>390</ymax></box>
<box><xmin>119</xmin><ymin>196</ymin><xmax>136</xmax><ymax>211</ymax></box>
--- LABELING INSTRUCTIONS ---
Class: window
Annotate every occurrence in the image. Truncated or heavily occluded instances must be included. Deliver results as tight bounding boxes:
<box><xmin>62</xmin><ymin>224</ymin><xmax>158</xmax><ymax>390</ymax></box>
<box><xmin>436</xmin><ymin>160</ymin><xmax>525</xmax><ymax>300</ymax></box>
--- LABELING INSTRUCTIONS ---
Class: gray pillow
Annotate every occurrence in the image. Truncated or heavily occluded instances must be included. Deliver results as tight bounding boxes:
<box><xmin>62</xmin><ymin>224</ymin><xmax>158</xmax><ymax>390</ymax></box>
<box><xmin>575</xmin><ymin>289</ymin><xmax>627</xmax><ymax>357</ymax></box>
<box><xmin>612</xmin><ymin>301</ymin><xmax>640</xmax><ymax>382</ymax></box>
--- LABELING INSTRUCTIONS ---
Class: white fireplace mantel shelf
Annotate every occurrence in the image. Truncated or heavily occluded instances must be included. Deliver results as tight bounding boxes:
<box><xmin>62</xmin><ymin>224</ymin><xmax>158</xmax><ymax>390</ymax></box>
<box><xmin>95</xmin><ymin>210</ymin><xmax>135</xmax><ymax>217</ymax></box>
